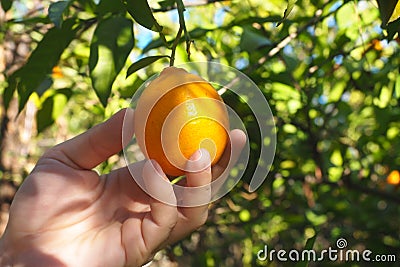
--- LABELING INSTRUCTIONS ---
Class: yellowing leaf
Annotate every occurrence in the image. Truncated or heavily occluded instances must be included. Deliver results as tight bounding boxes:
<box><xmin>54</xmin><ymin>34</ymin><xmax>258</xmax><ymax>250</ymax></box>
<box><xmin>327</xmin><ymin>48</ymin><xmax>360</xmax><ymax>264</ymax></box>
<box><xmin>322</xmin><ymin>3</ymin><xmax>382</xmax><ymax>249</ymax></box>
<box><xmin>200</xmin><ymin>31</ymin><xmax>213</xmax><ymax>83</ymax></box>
<box><xmin>377</xmin><ymin>0</ymin><xmax>399</xmax><ymax>26</ymax></box>
<box><xmin>389</xmin><ymin>1</ymin><xmax>400</xmax><ymax>23</ymax></box>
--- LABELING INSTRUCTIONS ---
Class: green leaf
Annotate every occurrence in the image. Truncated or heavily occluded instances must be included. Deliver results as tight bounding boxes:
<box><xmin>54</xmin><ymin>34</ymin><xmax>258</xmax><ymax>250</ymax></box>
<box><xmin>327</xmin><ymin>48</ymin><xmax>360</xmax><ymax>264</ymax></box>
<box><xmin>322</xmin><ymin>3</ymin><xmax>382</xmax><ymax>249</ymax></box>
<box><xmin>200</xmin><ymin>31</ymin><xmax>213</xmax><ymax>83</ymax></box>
<box><xmin>304</xmin><ymin>233</ymin><xmax>317</xmax><ymax>250</ymax></box>
<box><xmin>142</xmin><ymin>38</ymin><xmax>167</xmax><ymax>53</ymax></box>
<box><xmin>188</xmin><ymin>27</ymin><xmax>209</xmax><ymax>39</ymax></box>
<box><xmin>48</xmin><ymin>1</ymin><xmax>70</xmax><ymax>28</ymax></box>
<box><xmin>389</xmin><ymin>2</ymin><xmax>400</xmax><ymax>23</ymax></box>
<box><xmin>240</xmin><ymin>26</ymin><xmax>271</xmax><ymax>52</ymax></box>
<box><xmin>89</xmin><ymin>16</ymin><xmax>134</xmax><ymax>107</ymax></box>
<box><xmin>7</xmin><ymin>16</ymin><xmax>50</xmax><ymax>25</ymax></box>
<box><xmin>386</xmin><ymin>18</ymin><xmax>400</xmax><ymax>39</ymax></box>
<box><xmin>37</xmin><ymin>96</ymin><xmax>55</xmax><ymax>133</ymax></box>
<box><xmin>142</xmin><ymin>27</ymin><xmax>209</xmax><ymax>53</ymax></box>
<box><xmin>377</xmin><ymin>0</ymin><xmax>399</xmax><ymax>27</ymax></box>
<box><xmin>36</xmin><ymin>77</ymin><xmax>54</xmax><ymax>97</ymax></box>
<box><xmin>122</xmin><ymin>0</ymin><xmax>162</xmax><ymax>32</ymax></box>
<box><xmin>277</xmin><ymin>0</ymin><xmax>297</xmax><ymax>26</ymax></box>
<box><xmin>294</xmin><ymin>233</ymin><xmax>318</xmax><ymax>267</ymax></box>
<box><xmin>96</xmin><ymin>0</ymin><xmax>125</xmax><ymax>16</ymax></box>
<box><xmin>36</xmin><ymin>89</ymin><xmax>72</xmax><ymax>133</ymax></box>
<box><xmin>1</xmin><ymin>0</ymin><xmax>12</xmax><ymax>12</ymax></box>
<box><xmin>3</xmin><ymin>18</ymin><xmax>79</xmax><ymax>112</ymax></box>
<box><xmin>126</xmin><ymin>55</ymin><xmax>169</xmax><ymax>78</ymax></box>
<box><xmin>395</xmin><ymin>74</ymin><xmax>400</xmax><ymax>99</ymax></box>
<box><xmin>158</xmin><ymin>0</ymin><xmax>175</xmax><ymax>10</ymax></box>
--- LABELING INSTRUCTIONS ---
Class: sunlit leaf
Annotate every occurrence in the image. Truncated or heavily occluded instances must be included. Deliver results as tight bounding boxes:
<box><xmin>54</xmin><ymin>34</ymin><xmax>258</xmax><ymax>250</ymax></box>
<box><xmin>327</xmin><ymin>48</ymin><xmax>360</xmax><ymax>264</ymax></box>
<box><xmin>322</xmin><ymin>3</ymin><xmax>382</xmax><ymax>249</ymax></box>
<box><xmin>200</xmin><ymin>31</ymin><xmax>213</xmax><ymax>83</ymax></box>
<box><xmin>336</xmin><ymin>2</ymin><xmax>358</xmax><ymax>40</ymax></box>
<box><xmin>36</xmin><ymin>89</ymin><xmax>72</xmax><ymax>133</ymax></box>
<box><xmin>395</xmin><ymin>74</ymin><xmax>400</xmax><ymax>98</ymax></box>
<box><xmin>239</xmin><ymin>209</ymin><xmax>251</xmax><ymax>222</ymax></box>
<box><xmin>389</xmin><ymin>1</ymin><xmax>400</xmax><ymax>23</ymax></box>
<box><xmin>328</xmin><ymin>166</ymin><xmax>343</xmax><ymax>182</ymax></box>
<box><xmin>330</xmin><ymin>149</ymin><xmax>343</xmax><ymax>166</ymax></box>
<box><xmin>305</xmin><ymin>210</ymin><xmax>327</xmax><ymax>226</ymax></box>
<box><xmin>126</xmin><ymin>55</ymin><xmax>170</xmax><ymax>78</ymax></box>
<box><xmin>277</xmin><ymin>0</ymin><xmax>297</xmax><ymax>26</ymax></box>
<box><xmin>89</xmin><ymin>16</ymin><xmax>134</xmax><ymax>107</ymax></box>
<box><xmin>377</xmin><ymin>0</ymin><xmax>399</xmax><ymax>26</ymax></box>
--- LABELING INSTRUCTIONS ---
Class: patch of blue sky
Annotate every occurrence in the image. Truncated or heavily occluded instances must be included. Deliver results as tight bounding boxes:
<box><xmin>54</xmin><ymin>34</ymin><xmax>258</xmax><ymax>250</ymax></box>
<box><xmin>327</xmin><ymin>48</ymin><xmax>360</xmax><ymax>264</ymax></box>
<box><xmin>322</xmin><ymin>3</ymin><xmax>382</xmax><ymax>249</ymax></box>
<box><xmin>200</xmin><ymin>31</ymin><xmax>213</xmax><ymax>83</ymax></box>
<box><xmin>318</xmin><ymin>94</ymin><xmax>328</xmax><ymax>105</ymax></box>
<box><xmin>283</xmin><ymin>44</ymin><xmax>293</xmax><ymax>55</ymax></box>
<box><xmin>235</xmin><ymin>57</ymin><xmax>249</xmax><ymax>69</ymax></box>
<box><xmin>356</xmin><ymin>0</ymin><xmax>370</xmax><ymax>12</ymax></box>
<box><xmin>326</xmin><ymin>16</ymin><xmax>336</xmax><ymax>28</ymax></box>
<box><xmin>341</xmin><ymin>91</ymin><xmax>350</xmax><ymax>102</ymax></box>
<box><xmin>333</xmin><ymin>54</ymin><xmax>343</xmax><ymax>65</ymax></box>
<box><xmin>307</xmin><ymin>25</ymin><xmax>315</xmax><ymax>36</ymax></box>
<box><xmin>328</xmin><ymin>0</ymin><xmax>343</xmax><ymax>13</ymax></box>
<box><xmin>214</xmin><ymin>8</ymin><xmax>227</xmax><ymax>27</ymax></box>
<box><xmin>135</xmin><ymin>24</ymin><xmax>156</xmax><ymax>50</ymax></box>
<box><xmin>373</xmin><ymin>25</ymin><xmax>383</xmax><ymax>35</ymax></box>
<box><xmin>130</xmin><ymin>24</ymin><xmax>158</xmax><ymax>64</ymax></box>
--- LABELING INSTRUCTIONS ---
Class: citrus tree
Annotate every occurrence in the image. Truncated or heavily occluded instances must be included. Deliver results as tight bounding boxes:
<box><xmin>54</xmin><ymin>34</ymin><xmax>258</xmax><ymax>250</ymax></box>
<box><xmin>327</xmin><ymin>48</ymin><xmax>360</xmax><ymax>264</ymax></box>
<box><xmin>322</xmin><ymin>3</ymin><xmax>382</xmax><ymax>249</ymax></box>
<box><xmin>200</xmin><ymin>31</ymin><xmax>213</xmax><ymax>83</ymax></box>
<box><xmin>1</xmin><ymin>0</ymin><xmax>400</xmax><ymax>266</ymax></box>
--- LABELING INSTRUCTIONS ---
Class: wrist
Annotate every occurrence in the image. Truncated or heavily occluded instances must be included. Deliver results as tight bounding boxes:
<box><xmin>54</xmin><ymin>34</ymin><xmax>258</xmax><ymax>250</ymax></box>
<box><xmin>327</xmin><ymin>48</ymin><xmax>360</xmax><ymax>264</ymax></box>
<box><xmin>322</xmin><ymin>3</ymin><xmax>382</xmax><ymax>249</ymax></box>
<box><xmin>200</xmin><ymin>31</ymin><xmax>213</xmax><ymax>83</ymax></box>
<box><xmin>0</xmin><ymin>235</ymin><xmax>67</xmax><ymax>267</ymax></box>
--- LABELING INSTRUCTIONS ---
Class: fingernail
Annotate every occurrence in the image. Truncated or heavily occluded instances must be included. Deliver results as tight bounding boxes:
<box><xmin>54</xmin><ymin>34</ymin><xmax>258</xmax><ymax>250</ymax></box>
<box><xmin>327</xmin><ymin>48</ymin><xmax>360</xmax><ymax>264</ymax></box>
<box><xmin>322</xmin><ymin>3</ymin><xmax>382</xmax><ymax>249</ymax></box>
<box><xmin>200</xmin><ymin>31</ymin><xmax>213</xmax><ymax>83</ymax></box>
<box><xmin>191</xmin><ymin>148</ymin><xmax>210</xmax><ymax>162</ymax></box>
<box><xmin>186</xmin><ymin>149</ymin><xmax>211</xmax><ymax>174</ymax></box>
<box><xmin>200</xmin><ymin>148</ymin><xmax>211</xmax><ymax>163</ymax></box>
<box><xmin>191</xmin><ymin>149</ymin><xmax>202</xmax><ymax>161</ymax></box>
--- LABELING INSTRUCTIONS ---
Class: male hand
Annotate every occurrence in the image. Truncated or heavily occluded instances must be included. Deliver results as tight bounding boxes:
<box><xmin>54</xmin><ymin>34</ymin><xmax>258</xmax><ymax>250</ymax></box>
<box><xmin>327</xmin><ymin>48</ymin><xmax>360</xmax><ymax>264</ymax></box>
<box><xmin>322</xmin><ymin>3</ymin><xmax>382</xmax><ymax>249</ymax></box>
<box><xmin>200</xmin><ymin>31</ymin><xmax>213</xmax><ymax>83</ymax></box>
<box><xmin>0</xmin><ymin>109</ymin><xmax>246</xmax><ymax>267</ymax></box>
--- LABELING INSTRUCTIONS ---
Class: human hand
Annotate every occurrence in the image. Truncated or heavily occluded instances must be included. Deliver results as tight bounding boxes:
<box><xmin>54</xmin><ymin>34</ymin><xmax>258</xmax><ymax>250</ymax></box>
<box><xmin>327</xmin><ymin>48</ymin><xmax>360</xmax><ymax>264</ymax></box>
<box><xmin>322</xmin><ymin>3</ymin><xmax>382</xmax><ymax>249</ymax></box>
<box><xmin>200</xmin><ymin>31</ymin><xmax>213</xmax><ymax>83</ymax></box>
<box><xmin>0</xmin><ymin>108</ymin><xmax>246</xmax><ymax>267</ymax></box>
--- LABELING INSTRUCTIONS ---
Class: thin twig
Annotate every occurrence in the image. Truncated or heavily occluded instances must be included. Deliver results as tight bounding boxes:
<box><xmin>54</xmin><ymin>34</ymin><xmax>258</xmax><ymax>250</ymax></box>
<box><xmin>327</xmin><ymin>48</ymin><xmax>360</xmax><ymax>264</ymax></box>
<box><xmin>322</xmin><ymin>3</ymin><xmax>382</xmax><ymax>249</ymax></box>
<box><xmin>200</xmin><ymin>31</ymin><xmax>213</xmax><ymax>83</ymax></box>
<box><xmin>152</xmin><ymin>0</ymin><xmax>231</xmax><ymax>13</ymax></box>
<box><xmin>175</xmin><ymin>0</ymin><xmax>192</xmax><ymax>60</ymax></box>
<box><xmin>170</xmin><ymin>26</ymin><xmax>183</xmax><ymax>66</ymax></box>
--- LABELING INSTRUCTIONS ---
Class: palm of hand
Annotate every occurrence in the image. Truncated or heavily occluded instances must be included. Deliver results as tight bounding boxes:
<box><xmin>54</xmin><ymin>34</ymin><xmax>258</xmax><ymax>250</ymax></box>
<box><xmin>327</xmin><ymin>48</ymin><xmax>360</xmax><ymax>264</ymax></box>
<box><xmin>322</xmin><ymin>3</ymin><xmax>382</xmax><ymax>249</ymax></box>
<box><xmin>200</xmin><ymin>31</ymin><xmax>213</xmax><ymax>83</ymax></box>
<box><xmin>0</xmin><ymin>109</ymin><xmax>246</xmax><ymax>267</ymax></box>
<box><xmin>7</xmin><ymin>160</ymin><xmax>161</xmax><ymax>267</ymax></box>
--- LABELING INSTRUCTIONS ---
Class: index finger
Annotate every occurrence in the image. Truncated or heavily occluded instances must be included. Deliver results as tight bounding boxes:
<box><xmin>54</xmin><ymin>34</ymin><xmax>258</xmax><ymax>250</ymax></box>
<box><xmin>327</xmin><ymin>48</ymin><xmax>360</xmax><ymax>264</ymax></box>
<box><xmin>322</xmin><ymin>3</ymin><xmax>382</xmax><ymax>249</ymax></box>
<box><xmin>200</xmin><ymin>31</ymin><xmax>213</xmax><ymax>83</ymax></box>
<box><xmin>45</xmin><ymin>108</ymin><xmax>135</xmax><ymax>170</ymax></box>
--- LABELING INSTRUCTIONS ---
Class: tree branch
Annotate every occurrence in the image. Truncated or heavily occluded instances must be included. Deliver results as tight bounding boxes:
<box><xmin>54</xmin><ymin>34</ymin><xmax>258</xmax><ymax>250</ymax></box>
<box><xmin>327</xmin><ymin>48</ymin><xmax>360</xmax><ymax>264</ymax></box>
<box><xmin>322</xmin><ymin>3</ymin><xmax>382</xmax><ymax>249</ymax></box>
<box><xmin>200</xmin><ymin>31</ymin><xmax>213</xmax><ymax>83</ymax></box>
<box><xmin>152</xmin><ymin>0</ymin><xmax>231</xmax><ymax>13</ymax></box>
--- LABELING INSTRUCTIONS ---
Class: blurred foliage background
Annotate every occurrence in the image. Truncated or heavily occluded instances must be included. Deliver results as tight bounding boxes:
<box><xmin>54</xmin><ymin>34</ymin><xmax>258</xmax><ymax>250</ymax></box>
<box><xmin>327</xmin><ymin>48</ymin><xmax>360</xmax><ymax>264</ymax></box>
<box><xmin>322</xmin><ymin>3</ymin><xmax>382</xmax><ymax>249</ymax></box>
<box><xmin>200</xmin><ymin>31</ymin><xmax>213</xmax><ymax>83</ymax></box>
<box><xmin>1</xmin><ymin>0</ymin><xmax>400</xmax><ymax>266</ymax></box>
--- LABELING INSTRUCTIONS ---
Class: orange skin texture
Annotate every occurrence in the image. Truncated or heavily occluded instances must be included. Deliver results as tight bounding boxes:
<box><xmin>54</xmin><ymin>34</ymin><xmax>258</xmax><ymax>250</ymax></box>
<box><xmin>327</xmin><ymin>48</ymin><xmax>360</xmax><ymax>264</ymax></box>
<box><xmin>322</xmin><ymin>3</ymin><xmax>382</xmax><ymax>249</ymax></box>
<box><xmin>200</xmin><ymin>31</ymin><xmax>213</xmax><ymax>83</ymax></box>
<box><xmin>134</xmin><ymin>67</ymin><xmax>229</xmax><ymax>177</ymax></box>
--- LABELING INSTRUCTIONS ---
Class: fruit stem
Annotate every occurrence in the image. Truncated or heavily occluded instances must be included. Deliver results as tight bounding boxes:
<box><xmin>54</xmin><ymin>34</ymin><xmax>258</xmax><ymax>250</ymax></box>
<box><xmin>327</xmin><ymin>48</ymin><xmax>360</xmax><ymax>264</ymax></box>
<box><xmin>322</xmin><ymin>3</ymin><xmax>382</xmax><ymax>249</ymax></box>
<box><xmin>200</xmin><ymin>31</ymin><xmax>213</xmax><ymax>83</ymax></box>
<box><xmin>170</xmin><ymin>25</ymin><xmax>183</xmax><ymax>66</ymax></box>
<box><xmin>174</xmin><ymin>0</ymin><xmax>192</xmax><ymax>62</ymax></box>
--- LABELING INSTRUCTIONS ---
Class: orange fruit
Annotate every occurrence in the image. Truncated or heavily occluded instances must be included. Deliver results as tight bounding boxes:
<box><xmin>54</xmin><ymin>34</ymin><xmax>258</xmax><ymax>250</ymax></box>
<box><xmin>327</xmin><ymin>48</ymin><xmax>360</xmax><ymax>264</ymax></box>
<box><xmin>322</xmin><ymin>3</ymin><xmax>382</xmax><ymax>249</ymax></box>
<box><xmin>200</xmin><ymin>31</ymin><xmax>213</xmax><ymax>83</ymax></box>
<box><xmin>134</xmin><ymin>66</ymin><xmax>229</xmax><ymax>177</ymax></box>
<box><xmin>387</xmin><ymin>170</ymin><xmax>400</xmax><ymax>185</ymax></box>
